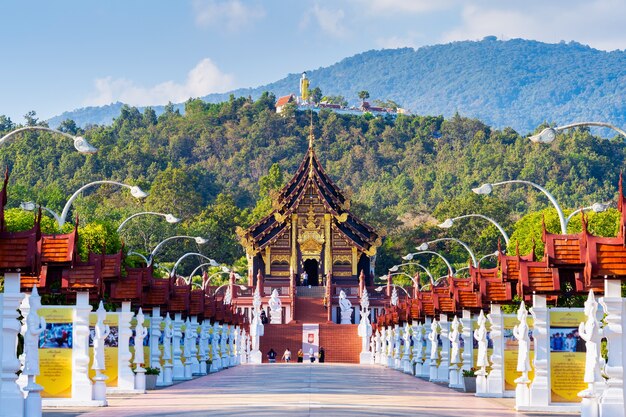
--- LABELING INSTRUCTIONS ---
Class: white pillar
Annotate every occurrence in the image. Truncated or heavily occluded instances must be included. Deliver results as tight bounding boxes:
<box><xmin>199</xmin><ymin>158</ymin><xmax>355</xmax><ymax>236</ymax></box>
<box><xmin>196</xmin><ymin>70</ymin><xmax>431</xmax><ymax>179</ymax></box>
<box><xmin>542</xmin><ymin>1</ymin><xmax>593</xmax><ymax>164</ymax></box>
<box><xmin>402</xmin><ymin>322</ymin><xmax>412</xmax><ymax>373</ymax></box>
<box><xmin>183</xmin><ymin>318</ymin><xmax>193</xmax><ymax>380</ymax></box>
<box><xmin>0</xmin><ymin>273</ymin><xmax>25</xmax><ymax>416</ymax></box>
<box><xmin>159</xmin><ymin>314</ymin><xmax>173</xmax><ymax>386</ymax></box>
<box><xmin>229</xmin><ymin>326</ymin><xmax>236</xmax><ymax>367</ymax></box>
<box><xmin>117</xmin><ymin>302</ymin><xmax>135</xmax><ymax>391</ymax></box>
<box><xmin>198</xmin><ymin>320</ymin><xmax>209</xmax><ymax>375</ymax></box>
<box><xmin>423</xmin><ymin>317</ymin><xmax>433</xmax><ymax>378</ymax></box>
<box><xmin>133</xmin><ymin>309</ymin><xmax>147</xmax><ymax>392</ymax></box>
<box><xmin>529</xmin><ymin>295</ymin><xmax>550</xmax><ymax>407</ymax></box>
<box><xmin>461</xmin><ymin>310</ymin><xmax>474</xmax><ymax>376</ymax></box>
<box><xmin>22</xmin><ymin>287</ymin><xmax>45</xmax><ymax>417</ymax></box>
<box><xmin>393</xmin><ymin>324</ymin><xmax>402</xmax><ymax>370</ymax></box>
<box><xmin>599</xmin><ymin>280</ymin><xmax>625</xmax><ymax>417</ymax></box>
<box><xmin>72</xmin><ymin>293</ymin><xmax>93</xmax><ymax>401</ymax></box>
<box><xmin>428</xmin><ymin>318</ymin><xmax>439</xmax><ymax>381</ymax></box>
<box><xmin>149</xmin><ymin>307</ymin><xmax>163</xmax><ymax>384</ymax></box>
<box><xmin>412</xmin><ymin>321</ymin><xmax>424</xmax><ymax>377</ymax></box>
<box><xmin>221</xmin><ymin>324</ymin><xmax>230</xmax><ymax>368</ymax></box>
<box><xmin>437</xmin><ymin>314</ymin><xmax>450</xmax><ymax>383</ymax></box>
<box><xmin>448</xmin><ymin>316</ymin><xmax>463</xmax><ymax>389</ymax></box>
<box><xmin>189</xmin><ymin>316</ymin><xmax>200</xmax><ymax>375</ymax></box>
<box><xmin>486</xmin><ymin>304</ymin><xmax>505</xmax><ymax>397</ymax></box>
<box><xmin>578</xmin><ymin>290</ymin><xmax>603</xmax><ymax>417</ymax></box>
<box><xmin>172</xmin><ymin>313</ymin><xmax>184</xmax><ymax>380</ymax></box>
<box><xmin>211</xmin><ymin>323</ymin><xmax>222</xmax><ymax>370</ymax></box>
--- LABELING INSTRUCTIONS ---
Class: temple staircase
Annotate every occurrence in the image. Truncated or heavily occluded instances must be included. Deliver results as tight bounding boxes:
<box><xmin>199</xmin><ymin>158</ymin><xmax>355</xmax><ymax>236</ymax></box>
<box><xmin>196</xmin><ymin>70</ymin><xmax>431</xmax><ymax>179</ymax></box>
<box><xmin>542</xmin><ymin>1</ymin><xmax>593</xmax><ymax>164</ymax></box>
<box><xmin>294</xmin><ymin>286</ymin><xmax>327</xmax><ymax>323</ymax></box>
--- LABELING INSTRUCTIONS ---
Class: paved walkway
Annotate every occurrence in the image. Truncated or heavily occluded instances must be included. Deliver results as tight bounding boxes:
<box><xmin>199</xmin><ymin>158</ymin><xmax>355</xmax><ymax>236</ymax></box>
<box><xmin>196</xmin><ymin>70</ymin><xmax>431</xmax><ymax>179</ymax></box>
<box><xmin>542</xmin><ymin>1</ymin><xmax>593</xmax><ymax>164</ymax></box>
<box><xmin>44</xmin><ymin>364</ymin><xmax>576</xmax><ymax>417</ymax></box>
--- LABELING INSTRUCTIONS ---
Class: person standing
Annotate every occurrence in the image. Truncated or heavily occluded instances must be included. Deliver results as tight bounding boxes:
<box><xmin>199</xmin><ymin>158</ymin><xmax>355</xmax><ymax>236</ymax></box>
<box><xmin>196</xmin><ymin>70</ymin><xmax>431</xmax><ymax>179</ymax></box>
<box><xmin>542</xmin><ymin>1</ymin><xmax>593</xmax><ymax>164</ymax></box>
<box><xmin>267</xmin><ymin>348</ymin><xmax>277</xmax><ymax>363</ymax></box>
<box><xmin>282</xmin><ymin>348</ymin><xmax>292</xmax><ymax>362</ymax></box>
<box><xmin>302</xmin><ymin>271</ymin><xmax>309</xmax><ymax>286</ymax></box>
<box><xmin>318</xmin><ymin>347</ymin><xmax>325</xmax><ymax>363</ymax></box>
<box><xmin>297</xmin><ymin>349</ymin><xmax>304</xmax><ymax>363</ymax></box>
<box><xmin>309</xmin><ymin>347</ymin><xmax>315</xmax><ymax>363</ymax></box>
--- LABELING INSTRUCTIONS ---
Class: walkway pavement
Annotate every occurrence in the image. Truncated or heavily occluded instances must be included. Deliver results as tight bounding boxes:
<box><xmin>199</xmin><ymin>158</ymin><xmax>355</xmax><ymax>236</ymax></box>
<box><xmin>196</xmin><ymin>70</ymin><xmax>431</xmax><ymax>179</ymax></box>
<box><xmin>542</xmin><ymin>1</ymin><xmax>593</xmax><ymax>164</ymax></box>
<box><xmin>43</xmin><ymin>364</ymin><xmax>577</xmax><ymax>417</ymax></box>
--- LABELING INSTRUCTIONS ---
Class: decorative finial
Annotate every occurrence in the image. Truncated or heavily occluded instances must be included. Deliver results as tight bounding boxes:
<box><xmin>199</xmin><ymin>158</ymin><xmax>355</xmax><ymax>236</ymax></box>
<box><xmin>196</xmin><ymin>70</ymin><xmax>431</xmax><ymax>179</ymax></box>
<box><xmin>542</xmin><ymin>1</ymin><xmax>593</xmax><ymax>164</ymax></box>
<box><xmin>309</xmin><ymin>111</ymin><xmax>314</xmax><ymax>149</ymax></box>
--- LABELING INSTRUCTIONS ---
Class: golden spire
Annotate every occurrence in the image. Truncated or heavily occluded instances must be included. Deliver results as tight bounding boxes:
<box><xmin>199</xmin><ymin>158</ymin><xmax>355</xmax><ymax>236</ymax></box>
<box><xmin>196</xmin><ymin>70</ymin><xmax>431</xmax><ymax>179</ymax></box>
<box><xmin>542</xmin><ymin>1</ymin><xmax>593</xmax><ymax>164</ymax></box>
<box><xmin>308</xmin><ymin>110</ymin><xmax>314</xmax><ymax>149</ymax></box>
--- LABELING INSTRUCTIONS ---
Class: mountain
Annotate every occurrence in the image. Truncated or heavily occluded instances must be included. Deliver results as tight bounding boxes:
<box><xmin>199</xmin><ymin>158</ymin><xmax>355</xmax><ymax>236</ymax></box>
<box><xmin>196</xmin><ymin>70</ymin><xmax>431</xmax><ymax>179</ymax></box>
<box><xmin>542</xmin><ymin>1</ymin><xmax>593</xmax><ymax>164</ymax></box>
<box><xmin>48</xmin><ymin>38</ymin><xmax>626</xmax><ymax>133</ymax></box>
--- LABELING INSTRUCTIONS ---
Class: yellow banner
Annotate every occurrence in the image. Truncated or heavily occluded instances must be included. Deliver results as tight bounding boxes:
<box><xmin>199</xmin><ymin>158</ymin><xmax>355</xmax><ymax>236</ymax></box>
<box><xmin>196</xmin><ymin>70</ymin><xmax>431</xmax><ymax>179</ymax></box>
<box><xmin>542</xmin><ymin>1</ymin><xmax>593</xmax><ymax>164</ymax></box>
<box><xmin>38</xmin><ymin>307</ymin><xmax>73</xmax><ymax>398</ymax></box>
<box><xmin>550</xmin><ymin>351</ymin><xmax>586</xmax><ymax>402</ymax></box>
<box><xmin>550</xmin><ymin>310</ymin><xmax>585</xmax><ymax>327</ymax></box>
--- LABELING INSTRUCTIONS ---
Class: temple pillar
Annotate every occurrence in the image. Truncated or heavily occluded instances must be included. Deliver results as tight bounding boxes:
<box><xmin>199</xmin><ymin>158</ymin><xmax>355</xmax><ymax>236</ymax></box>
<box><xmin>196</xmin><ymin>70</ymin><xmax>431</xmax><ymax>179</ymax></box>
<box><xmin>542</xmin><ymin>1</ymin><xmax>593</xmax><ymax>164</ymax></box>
<box><xmin>351</xmin><ymin>247</ymin><xmax>357</xmax><ymax>277</ymax></box>
<box><xmin>486</xmin><ymin>304</ymin><xmax>505</xmax><ymax>397</ymax></box>
<box><xmin>529</xmin><ymin>295</ymin><xmax>550</xmax><ymax>407</ymax></box>
<box><xmin>437</xmin><ymin>314</ymin><xmax>450</xmax><ymax>383</ymax></box>
<box><xmin>291</xmin><ymin>214</ymin><xmax>298</xmax><ymax>275</ymax></box>
<box><xmin>149</xmin><ymin>307</ymin><xmax>163</xmax><ymax>384</ymax></box>
<box><xmin>599</xmin><ymin>280</ymin><xmax>625</xmax><ymax>417</ymax></box>
<box><xmin>172</xmin><ymin>313</ymin><xmax>184</xmax><ymax>380</ymax></box>
<box><xmin>72</xmin><ymin>293</ymin><xmax>93</xmax><ymax>401</ymax></box>
<box><xmin>0</xmin><ymin>273</ymin><xmax>25</xmax><ymax>416</ymax></box>
<box><xmin>461</xmin><ymin>310</ymin><xmax>473</xmax><ymax>376</ymax></box>
<box><xmin>324</xmin><ymin>214</ymin><xmax>331</xmax><ymax>276</ymax></box>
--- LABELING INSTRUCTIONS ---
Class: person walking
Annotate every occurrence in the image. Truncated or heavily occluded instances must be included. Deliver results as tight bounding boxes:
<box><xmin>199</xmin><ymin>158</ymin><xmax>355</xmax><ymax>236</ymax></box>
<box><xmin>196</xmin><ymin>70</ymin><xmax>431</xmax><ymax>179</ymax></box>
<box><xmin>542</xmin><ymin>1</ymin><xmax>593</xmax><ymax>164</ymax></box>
<box><xmin>282</xmin><ymin>348</ymin><xmax>292</xmax><ymax>362</ymax></box>
<box><xmin>297</xmin><ymin>349</ymin><xmax>304</xmax><ymax>363</ymax></box>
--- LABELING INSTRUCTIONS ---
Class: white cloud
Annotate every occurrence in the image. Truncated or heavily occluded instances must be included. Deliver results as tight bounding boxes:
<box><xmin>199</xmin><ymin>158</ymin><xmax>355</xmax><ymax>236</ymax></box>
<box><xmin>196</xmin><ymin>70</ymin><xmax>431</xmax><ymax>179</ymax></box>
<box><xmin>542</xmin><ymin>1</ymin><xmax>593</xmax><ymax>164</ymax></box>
<box><xmin>302</xmin><ymin>4</ymin><xmax>347</xmax><ymax>38</ymax></box>
<box><xmin>442</xmin><ymin>0</ymin><xmax>626</xmax><ymax>51</ymax></box>
<box><xmin>193</xmin><ymin>0</ymin><xmax>265</xmax><ymax>31</ymax></box>
<box><xmin>355</xmin><ymin>0</ymin><xmax>455</xmax><ymax>15</ymax></box>
<box><xmin>84</xmin><ymin>58</ymin><xmax>235</xmax><ymax>107</ymax></box>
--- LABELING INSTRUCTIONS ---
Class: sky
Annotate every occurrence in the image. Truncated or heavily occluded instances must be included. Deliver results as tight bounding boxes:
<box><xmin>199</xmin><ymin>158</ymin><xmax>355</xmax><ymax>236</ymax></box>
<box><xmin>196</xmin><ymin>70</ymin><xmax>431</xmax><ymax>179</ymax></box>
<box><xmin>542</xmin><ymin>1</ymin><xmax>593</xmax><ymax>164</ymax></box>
<box><xmin>1</xmin><ymin>0</ymin><xmax>625</xmax><ymax>123</ymax></box>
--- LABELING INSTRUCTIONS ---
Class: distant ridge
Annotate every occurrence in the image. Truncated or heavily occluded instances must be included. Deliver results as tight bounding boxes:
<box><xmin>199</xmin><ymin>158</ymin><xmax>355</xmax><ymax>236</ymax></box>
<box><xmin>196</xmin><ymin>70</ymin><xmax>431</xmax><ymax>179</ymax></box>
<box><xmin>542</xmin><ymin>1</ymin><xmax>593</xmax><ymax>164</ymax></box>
<box><xmin>48</xmin><ymin>38</ymin><xmax>626</xmax><ymax>133</ymax></box>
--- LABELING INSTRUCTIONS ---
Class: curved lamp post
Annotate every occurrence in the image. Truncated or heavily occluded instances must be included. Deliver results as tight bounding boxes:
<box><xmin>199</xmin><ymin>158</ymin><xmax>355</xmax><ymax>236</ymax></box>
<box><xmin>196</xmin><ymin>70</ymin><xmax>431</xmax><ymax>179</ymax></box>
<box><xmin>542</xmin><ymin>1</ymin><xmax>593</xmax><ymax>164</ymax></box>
<box><xmin>21</xmin><ymin>180</ymin><xmax>148</xmax><ymax>229</ymax></box>
<box><xmin>213</xmin><ymin>283</ymin><xmax>248</xmax><ymax>297</ymax></box>
<box><xmin>438</xmin><ymin>213</ymin><xmax>510</xmax><ymax>247</ymax></box>
<box><xmin>417</xmin><ymin>238</ymin><xmax>478</xmax><ymax>268</ymax></box>
<box><xmin>148</xmin><ymin>236</ymin><xmax>208</xmax><ymax>265</ymax></box>
<box><xmin>529</xmin><ymin>122</ymin><xmax>626</xmax><ymax>144</ymax></box>
<box><xmin>186</xmin><ymin>265</ymin><xmax>241</xmax><ymax>288</ymax></box>
<box><xmin>169</xmin><ymin>252</ymin><xmax>218</xmax><ymax>279</ymax></box>
<box><xmin>388</xmin><ymin>262</ymin><xmax>435</xmax><ymax>284</ymax></box>
<box><xmin>402</xmin><ymin>250</ymin><xmax>455</xmax><ymax>275</ymax></box>
<box><xmin>374</xmin><ymin>284</ymin><xmax>411</xmax><ymax>298</ymax></box>
<box><xmin>472</xmin><ymin>179</ymin><xmax>567</xmax><ymax>234</ymax></box>
<box><xmin>117</xmin><ymin>211</ymin><xmax>180</xmax><ymax>233</ymax></box>
<box><xmin>0</xmin><ymin>126</ymin><xmax>98</xmax><ymax>154</ymax></box>
<box><xmin>565</xmin><ymin>202</ymin><xmax>610</xmax><ymax>229</ymax></box>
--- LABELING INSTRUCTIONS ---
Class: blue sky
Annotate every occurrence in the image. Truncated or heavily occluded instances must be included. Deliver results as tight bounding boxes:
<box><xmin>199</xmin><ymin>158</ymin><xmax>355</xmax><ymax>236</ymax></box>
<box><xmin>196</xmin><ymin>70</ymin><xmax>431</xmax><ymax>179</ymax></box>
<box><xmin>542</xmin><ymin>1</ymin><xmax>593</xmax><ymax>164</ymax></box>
<box><xmin>1</xmin><ymin>0</ymin><xmax>625</xmax><ymax>123</ymax></box>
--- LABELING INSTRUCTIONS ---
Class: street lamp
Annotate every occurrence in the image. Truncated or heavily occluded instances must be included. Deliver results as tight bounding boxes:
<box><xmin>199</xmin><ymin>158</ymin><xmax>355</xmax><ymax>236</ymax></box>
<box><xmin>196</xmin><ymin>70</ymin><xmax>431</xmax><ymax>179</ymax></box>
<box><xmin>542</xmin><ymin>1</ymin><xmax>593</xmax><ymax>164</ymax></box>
<box><xmin>0</xmin><ymin>126</ymin><xmax>98</xmax><ymax>154</ymax></box>
<box><xmin>529</xmin><ymin>122</ymin><xmax>626</xmax><ymax>144</ymax></box>
<box><xmin>438</xmin><ymin>213</ymin><xmax>510</xmax><ymax>246</ymax></box>
<box><xmin>169</xmin><ymin>252</ymin><xmax>219</xmax><ymax>279</ymax></box>
<box><xmin>402</xmin><ymin>250</ymin><xmax>455</xmax><ymax>275</ymax></box>
<box><xmin>117</xmin><ymin>211</ymin><xmax>180</xmax><ymax>233</ymax></box>
<box><xmin>213</xmin><ymin>283</ymin><xmax>248</xmax><ymax>300</ymax></box>
<box><xmin>388</xmin><ymin>262</ymin><xmax>435</xmax><ymax>284</ymax></box>
<box><xmin>148</xmin><ymin>235</ymin><xmax>209</xmax><ymax>265</ymax></box>
<box><xmin>374</xmin><ymin>284</ymin><xmax>411</xmax><ymax>298</ymax></box>
<box><xmin>417</xmin><ymin>238</ymin><xmax>478</xmax><ymax>268</ymax></box>
<box><xmin>565</xmin><ymin>202</ymin><xmax>610</xmax><ymax>229</ymax></box>
<box><xmin>21</xmin><ymin>180</ymin><xmax>148</xmax><ymax>229</ymax></box>
<box><xmin>187</xmin><ymin>265</ymin><xmax>241</xmax><ymax>288</ymax></box>
<box><xmin>472</xmin><ymin>179</ymin><xmax>567</xmax><ymax>234</ymax></box>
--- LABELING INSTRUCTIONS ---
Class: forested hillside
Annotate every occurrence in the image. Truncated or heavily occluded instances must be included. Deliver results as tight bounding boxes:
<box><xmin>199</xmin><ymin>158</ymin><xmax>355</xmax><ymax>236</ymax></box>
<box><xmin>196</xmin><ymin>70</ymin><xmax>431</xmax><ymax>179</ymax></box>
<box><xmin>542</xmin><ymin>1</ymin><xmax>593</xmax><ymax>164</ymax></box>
<box><xmin>49</xmin><ymin>38</ymin><xmax>626</xmax><ymax>133</ymax></box>
<box><xmin>2</xmin><ymin>95</ymin><xmax>624</xmax><ymax>281</ymax></box>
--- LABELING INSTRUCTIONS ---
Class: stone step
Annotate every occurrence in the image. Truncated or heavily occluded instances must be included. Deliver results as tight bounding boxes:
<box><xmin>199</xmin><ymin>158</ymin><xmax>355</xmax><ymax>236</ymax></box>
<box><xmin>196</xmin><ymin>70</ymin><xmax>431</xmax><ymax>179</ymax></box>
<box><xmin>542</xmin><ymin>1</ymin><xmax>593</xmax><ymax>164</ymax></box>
<box><xmin>296</xmin><ymin>286</ymin><xmax>326</xmax><ymax>298</ymax></box>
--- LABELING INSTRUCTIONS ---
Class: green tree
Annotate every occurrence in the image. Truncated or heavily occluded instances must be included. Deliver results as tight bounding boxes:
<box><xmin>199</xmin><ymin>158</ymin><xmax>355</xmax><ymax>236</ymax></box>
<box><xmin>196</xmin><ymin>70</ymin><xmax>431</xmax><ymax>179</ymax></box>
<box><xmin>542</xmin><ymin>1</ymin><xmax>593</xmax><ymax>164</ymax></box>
<box><xmin>310</xmin><ymin>87</ymin><xmax>322</xmax><ymax>104</ymax></box>
<box><xmin>358</xmin><ymin>90</ymin><xmax>370</xmax><ymax>102</ymax></box>
<box><xmin>58</xmin><ymin>119</ymin><xmax>78</xmax><ymax>135</ymax></box>
<box><xmin>248</xmin><ymin>163</ymin><xmax>284</xmax><ymax>224</ymax></box>
<box><xmin>145</xmin><ymin>166</ymin><xmax>205</xmax><ymax>219</ymax></box>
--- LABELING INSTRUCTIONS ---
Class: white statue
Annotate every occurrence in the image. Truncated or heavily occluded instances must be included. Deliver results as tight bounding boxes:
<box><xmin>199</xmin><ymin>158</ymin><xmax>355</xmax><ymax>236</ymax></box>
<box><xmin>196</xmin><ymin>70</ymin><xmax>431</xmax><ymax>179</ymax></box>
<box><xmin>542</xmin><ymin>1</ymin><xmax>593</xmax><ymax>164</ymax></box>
<box><xmin>24</xmin><ymin>286</ymin><xmax>46</xmax><ymax>377</ymax></box>
<box><xmin>413</xmin><ymin>323</ymin><xmax>424</xmax><ymax>364</ymax></box>
<box><xmin>390</xmin><ymin>287</ymin><xmax>399</xmax><ymax>306</ymax></box>
<box><xmin>269</xmin><ymin>289</ymin><xmax>282</xmax><ymax>324</ymax></box>
<box><xmin>92</xmin><ymin>301</ymin><xmax>110</xmax><ymax>371</ymax></box>
<box><xmin>134</xmin><ymin>308</ymin><xmax>148</xmax><ymax>365</ymax></box>
<box><xmin>339</xmin><ymin>290</ymin><xmax>353</xmax><ymax>324</ymax></box>
<box><xmin>448</xmin><ymin>316</ymin><xmax>461</xmax><ymax>365</ymax></box>
<box><xmin>163</xmin><ymin>314</ymin><xmax>173</xmax><ymax>361</ymax></box>
<box><xmin>474</xmin><ymin>310</ymin><xmax>489</xmax><ymax>372</ymax></box>
<box><xmin>403</xmin><ymin>323</ymin><xmax>412</xmax><ymax>357</ymax></box>
<box><xmin>385</xmin><ymin>327</ymin><xmax>392</xmax><ymax>356</ymax></box>
<box><xmin>512</xmin><ymin>301</ymin><xmax>532</xmax><ymax>381</ymax></box>
<box><xmin>428</xmin><ymin>319</ymin><xmax>440</xmax><ymax>360</ymax></box>
<box><xmin>579</xmin><ymin>290</ymin><xmax>602</xmax><ymax>393</ymax></box>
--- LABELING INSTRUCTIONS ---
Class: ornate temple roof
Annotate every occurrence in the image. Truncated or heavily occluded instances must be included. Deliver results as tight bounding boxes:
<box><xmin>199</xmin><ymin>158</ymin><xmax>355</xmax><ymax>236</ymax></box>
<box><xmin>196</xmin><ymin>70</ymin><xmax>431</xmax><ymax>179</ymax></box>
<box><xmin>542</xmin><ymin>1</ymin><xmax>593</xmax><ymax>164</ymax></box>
<box><xmin>239</xmin><ymin>139</ymin><xmax>382</xmax><ymax>255</ymax></box>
